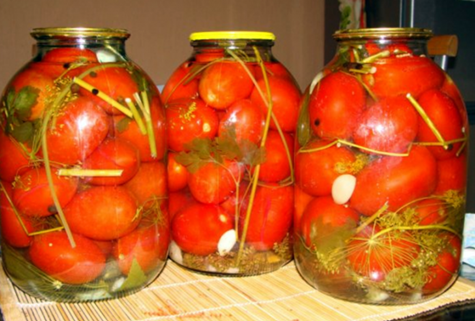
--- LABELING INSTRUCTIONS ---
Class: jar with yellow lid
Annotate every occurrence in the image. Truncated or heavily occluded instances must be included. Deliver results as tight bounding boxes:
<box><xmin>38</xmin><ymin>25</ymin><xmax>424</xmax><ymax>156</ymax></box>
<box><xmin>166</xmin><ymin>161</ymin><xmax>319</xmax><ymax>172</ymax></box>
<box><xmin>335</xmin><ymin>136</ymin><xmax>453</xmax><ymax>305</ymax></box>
<box><xmin>163</xmin><ymin>31</ymin><xmax>301</xmax><ymax>275</ymax></box>
<box><xmin>293</xmin><ymin>28</ymin><xmax>468</xmax><ymax>304</ymax></box>
<box><xmin>0</xmin><ymin>27</ymin><xmax>169</xmax><ymax>301</ymax></box>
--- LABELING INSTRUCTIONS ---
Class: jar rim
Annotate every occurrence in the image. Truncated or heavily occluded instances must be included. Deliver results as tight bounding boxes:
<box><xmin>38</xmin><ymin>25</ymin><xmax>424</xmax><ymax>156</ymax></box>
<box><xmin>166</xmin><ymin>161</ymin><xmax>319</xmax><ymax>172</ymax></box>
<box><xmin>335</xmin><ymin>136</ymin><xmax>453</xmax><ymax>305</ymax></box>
<box><xmin>30</xmin><ymin>27</ymin><xmax>130</xmax><ymax>39</ymax></box>
<box><xmin>334</xmin><ymin>28</ymin><xmax>433</xmax><ymax>40</ymax></box>
<box><xmin>189</xmin><ymin>31</ymin><xmax>275</xmax><ymax>42</ymax></box>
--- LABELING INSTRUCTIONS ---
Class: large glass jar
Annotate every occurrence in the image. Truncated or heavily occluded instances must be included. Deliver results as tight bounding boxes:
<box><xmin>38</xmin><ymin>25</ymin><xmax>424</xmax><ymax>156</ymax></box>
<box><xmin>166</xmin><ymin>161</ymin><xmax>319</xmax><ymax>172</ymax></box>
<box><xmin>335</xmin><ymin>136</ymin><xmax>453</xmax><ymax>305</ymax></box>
<box><xmin>163</xmin><ymin>31</ymin><xmax>301</xmax><ymax>275</ymax></box>
<box><xmin>0</xmin><ymin>28</ymin><xmax>169</xmax><ymax>302</ymax></box>
<box><xmin>294</xmin><ymin>28</ymin><xmax>468</xmax><ymax>304</ymax></box>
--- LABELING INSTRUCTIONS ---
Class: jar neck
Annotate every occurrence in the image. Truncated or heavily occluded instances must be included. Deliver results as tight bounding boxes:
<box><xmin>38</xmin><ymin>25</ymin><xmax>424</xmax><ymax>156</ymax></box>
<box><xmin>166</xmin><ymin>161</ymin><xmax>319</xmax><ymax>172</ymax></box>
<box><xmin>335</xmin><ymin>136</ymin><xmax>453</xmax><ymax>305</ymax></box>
<box><xmin>335</xmin><ymin>37</ymin><xmax>429</xmax><ymax>58</ymax></box>
<box><xmin>191</xmin><ymin>39</ymin><xmax>275</xmax><ymax>62</ymax></box>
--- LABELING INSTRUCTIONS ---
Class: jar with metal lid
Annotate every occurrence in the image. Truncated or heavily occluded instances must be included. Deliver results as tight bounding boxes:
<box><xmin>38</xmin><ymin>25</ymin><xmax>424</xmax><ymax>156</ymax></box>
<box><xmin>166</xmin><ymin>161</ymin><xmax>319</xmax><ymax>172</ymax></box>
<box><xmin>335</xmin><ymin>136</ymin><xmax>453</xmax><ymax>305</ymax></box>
<box><xmin>294</xmin><ymin>28</ymin><xmax>468</xmax><ymax>304</ymax></box>
<box><xmin>0</xmin><ymin>27</ymin><xmax>169</xmax><ymax>301</ymax></box>
<box><xmin>163</xmin><ymin>31</ymin><xmax>301</xmax><ymax>275</ymax></box>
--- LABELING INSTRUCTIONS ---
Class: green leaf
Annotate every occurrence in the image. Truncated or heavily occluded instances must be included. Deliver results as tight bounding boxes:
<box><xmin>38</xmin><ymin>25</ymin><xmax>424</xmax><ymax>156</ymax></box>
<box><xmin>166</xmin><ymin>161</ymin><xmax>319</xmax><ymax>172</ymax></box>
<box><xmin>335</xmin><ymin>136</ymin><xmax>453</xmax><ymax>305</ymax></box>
<box><xmin>116</xmin><ymin>116</ymin><xmax>131</xmax><ymax>133</ymax></box>
<box><xmin>10</xmin><ymin>121</ymin><xmax>34</xmax><ymax>143</ymax></box>
<box><xmin>114</xmin><ymin>259</ymin><xmax>147</xmax><ymax>292</ymax></box>
<box><xmin>13</xmin><ymin>86</ymin><xmax>40</xmax><ymax>121</ymax></box>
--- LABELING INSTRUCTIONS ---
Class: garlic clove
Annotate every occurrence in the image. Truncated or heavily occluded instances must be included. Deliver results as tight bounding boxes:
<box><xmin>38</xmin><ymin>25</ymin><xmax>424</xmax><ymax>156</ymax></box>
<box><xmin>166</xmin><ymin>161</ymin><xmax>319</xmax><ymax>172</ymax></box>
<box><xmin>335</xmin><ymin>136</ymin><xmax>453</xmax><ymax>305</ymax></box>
<box><xmin>169</xmin><ymin>241</ymin><xmax>183</xmax><ymax>265</ymax></box>
<box><xmin>332</xmin><ymin>174</ymin><xmax>357</xmax><ymax>205</ymax></box>
<box><xmin>218</xmin><ymin>229</ymin><xmax>237</xmax><ymax>256</ymax></box>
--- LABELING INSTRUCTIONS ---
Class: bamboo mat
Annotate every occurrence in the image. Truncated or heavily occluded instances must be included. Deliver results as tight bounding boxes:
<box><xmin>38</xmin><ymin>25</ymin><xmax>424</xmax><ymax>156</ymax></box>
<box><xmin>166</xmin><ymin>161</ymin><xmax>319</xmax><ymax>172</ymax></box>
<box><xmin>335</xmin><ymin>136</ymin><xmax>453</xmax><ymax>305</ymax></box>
<box><xmin>1</xmin><ymin>260</ymin><xmax>475</xmax><ymax>321</ymax></box>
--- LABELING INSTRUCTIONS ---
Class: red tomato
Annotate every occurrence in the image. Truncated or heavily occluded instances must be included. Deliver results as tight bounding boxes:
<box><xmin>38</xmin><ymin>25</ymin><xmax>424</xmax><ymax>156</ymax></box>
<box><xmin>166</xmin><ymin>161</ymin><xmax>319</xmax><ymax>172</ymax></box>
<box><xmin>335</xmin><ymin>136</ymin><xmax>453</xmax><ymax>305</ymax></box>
<box><xmin>295</xmin><ymin>139</ymin><xmax>356</xmax><ymax>197</ymax></box>
<box><xmin>347</xmin><ymin>225</ymin><xmax>420</xmax><ymax>282</ymax></box>
<box><xmin>423</xmin><ymin>233</ymin><xmax>461</xmax><ymax>293</ymax></box>
<box><xmin>350</xmin><ymin>146</ymin><xmax>437</xmax><ymax>216</ymax></box>
<box><xmin>434</xmin><ymin>152</ymin><xmax>467</xmax><ymax>195</ymax></box>
<box><xmin>0</xmin><ymin>182</ymin><xmax>36</xmax><ymax>247</ymax></box>
<box><xmin>167</xmin><ymin>152</ymin><xmax>189</xmax><ymax>192</ymax></box>
<box><xmin>258</xmin><ymin>130</ymin><xmax>293</xmax><ymax>183</ymax></box>
<box><xmin>194</xmin><ymin>49</ymin><xmax>225</xmax><ymax>63</ymax></box>
<box><xmin>308</xmin><ymin>71</ymin><xmax>366</xmax><ymax>140</ymax></box>
<box><xmin>220</xmin><ymin>181</ymin><xmax>248</xmax><ymax>217</ymax></box>
<box><xmin>412</xmin><ymin>198</ymin><xmax>448</xmax><ymax>225</ymax></box>
<box><xmin>161</xmin><ymin>61</ymin><xmax>199</xmax><ymax>103</ymax></box>
<box><xmin>353</xmin><ymin>95</ymin><xmax>418</xmax><ymax>154</ymax></box>
<box><xmin>300</xmin><ymin>196</ymin><xmax>359</xmax><ymax>247</ymax></box>
<box><xmin>82</xmin><ymin>137</ymin><xmax>140</xmax><ymax>186</ymax></box>
<box><xmin>0</xmin><ymin>130</ymin><xmax>30</xmax><ymax>182</ymax></box>
<box><xmin>79</xmin><ymin>66</ymin><xmax>139</xmax><ymax>115</ymax></box>
<box><xmin>254</xmin><ymin>62</ymin><xmax>295</xmax><ymax>83</ymax></box>
<box><xmin>171</xmin><ymin>203</ymin><xmax>233</xmax><ymax>256</ymax></box>
<box><xmin>168</xmin><ymin>190</ymin><xmax>195</xmax><ymax>220</ymax></box>
<box><xmin>294</xmin><ymin>185</ymin><xmax>314</xmax><ymax>234</ymax></box>
<box><xmin>125</xmin><ymin>161</ymin><xmax>167</xmax><ymax>207</ymax></box>
<box><xmin>250</xmin><ymin>76</ymin><xmax>301</xmax><ymax>132</ymax></box>
<box><xmin>199</xmin><ymin>61</ymin><xmax>254</xmax><ymax>109</ymax></box>
<box><xmin>416</xmin><ymin>89</ymin><xmax>465</xmax><ymax>160</ymax></box>
<box><xmin>113</xmin><ymin>219</ymin><xmax>169</xmax><ymax>274</ymax></box>
<box><xmin>29</xmin><ymin>231</ymin><xmax>106</xmax><ymax>284</ymax></box>
<box><xmin>365</xmin><ymin>42</ymin><xmax>412</xmax><ymax>56</ymax></box>
<box><xmin>218</xmin><ymin>99</ymin><xmax>265</xmax><ymax>145</ymax></box>
<box><xmin>12</xmin><ymin>166</ymin><xmax>78</xmax><ymax>217</ymax></box>
<box><xmin>8</xmin><ymin>68</ymin><xmax>55</xmax><ymax>121</ymax></box>
<box><xmin>188</xmin><ymin>160</ymin><xmax>241</xmax><ymax>204</ymax></box>
<box><xmin>440</xmin><ymin>75</ymin><xmax>468</xmax><ymax>127</ymax></box>
<box><xmin>363</xmin><ymin>55</ymin><xmax>445</xmax><ymax>99</ymax></box>
<box><xmin>114</xmin><ymin>96</ymin><xmax>167</xmax><ymax>162</ymax></box>
<box><xmin>64</xmin><ymin>186</ymin><xmax>140</xmax><ymax>240</ymax></box>
<box><xmin>166</xmin><ymin>97</ymin><xmax>219</xmax><ymax>152</ymax></box>
<box><xmin>239</xmin><ymin>184</ymin><xmax>293</xmax><ymax>251</ymax></box>
<box><xmin>43</xmin><ymin>97</ymin><xmax>110</xmax><ymax>165</ymax></box>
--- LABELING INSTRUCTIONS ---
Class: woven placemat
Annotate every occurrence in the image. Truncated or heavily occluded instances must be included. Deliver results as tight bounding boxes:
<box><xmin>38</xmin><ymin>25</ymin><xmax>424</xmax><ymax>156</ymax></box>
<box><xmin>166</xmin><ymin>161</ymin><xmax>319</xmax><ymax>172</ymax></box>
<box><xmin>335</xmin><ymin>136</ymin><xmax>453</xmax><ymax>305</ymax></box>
<box><xmin>1</xmin><ymin>259</ymin><xmax>475</xmax><ymax>321</ymax></box>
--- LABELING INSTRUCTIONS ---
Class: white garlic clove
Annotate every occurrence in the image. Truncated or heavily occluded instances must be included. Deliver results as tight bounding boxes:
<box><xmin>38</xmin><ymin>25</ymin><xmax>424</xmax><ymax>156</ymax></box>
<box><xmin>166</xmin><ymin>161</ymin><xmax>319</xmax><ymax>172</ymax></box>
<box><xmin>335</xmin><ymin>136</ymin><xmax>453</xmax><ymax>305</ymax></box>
<box><xmin>169</xmin><ymin>241</ymin><xmax>183</xmax><ymax>265</ymax></box>
<box><xmin>332</xmin><ymin>174</ymin><xmax>357</xmax><ymax>205</ymax></box>
<box><xmin>218</xmin><ymin>229</ymin><xmax>237</xmax><ymax>256</ymax></box>
<box><xmin>96</xmin><ymin>49</ymin><xmax>117</xmax><ymax>63</ymax></box>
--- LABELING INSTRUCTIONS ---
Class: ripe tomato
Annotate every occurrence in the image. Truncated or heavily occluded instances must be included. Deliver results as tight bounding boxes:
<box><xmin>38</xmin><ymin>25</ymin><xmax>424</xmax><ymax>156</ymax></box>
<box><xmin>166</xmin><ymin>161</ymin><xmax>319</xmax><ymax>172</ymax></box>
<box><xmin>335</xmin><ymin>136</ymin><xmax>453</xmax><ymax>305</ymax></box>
<box><xmin>79</xmin><ymin>66</ymin><xmax>139</xmax><ymax>115</ymax></box>
<box><xmin>440</xmin><ymin>75</ymin><xmax>468</xmax><ymax>127</ymax></box>
<box><xmin>254</xmin><ymin>62</ymin><xmax>295</xmax><ymax>83</ymax></box>
<box><xmin>218</xmin><ymin>99</ymin><xmax>265</xmax><ymax>145</ymax></box>
<box><xmin>412</xmin><ymin>198</ymin><xmax>448</xmax><ymax>225</ymax></box>
<box><xmin>64</xmin><ymin>186</ymin><xmax>140</xmax><ymax>240</ymax></box>
<box><xmin>308</xmin><ymin>71</ymin><xmax>366</xmax><ymax>140</ymax></box>
<box><xmin>220</xmin><ymin>181</ymin><xmax>248</xmax><ymax>217</ymax></box>
<box><xmin>423</xmin><ymin>233</ymin><xmax>461</xmax><ymax>293</ymax></box>
<box><xmin>171</xmin><ymin>202</ymin><xmax>233</xmax><ymax>256</ymax></box>
<box><xmin>239</xmin><ymin>183</ymin><xmax>293</xmax><ymax>251</ymax></box>
<box><xmin>0</xmin><ymin>182</ymin><xmax>36</xmax><ymax>247</ymax></box>
<box><xmin>434</xmin><ymin>152</ymin><xmax>467</xmax><ymax>195</ymax></box>
<box><xmin>114</xmin><ymin>96</ymin><xmax>167</xmax><ymax>162</ymax></box>
<box><xmin>416</xmin><ymin>89</ymin><xmax>465</xmax><ymax>160</ymax></box>
<box><xmin>250</xmin><ymin>75</ymin><xmax>301</xmax><ymax>133</ymax></box>
<box><xmin>350</xmin><ymin>146</ymin><xmax>437</xmax><ymax>216</ymax></box>
<box><xmin>168</xmin><ymin>190</ymin><xmax>195</xmax><ymax>220</ymax></box>
<box><xmin>30</xmin><ymin>48</ymin><xmax>99</xmax><ymax>79</ymax></box>
<box><xmin>82</xmin><ymin>137</ymin><xmax>140</xmax><ymax>186</ymax></box>
<box><xmin>161</xmin><ymin>61</ymin><xmax>199</xmax><ymax>103</ymax></box>
<box><xmin>113</xmin><ymin>219</ymin><xmax>169</xmax><ymax>274</ymax></box>
<box><xmin>198</xmin><ymin>61</ymin><xmax>254</xmax><ymax>109</ymax></box>
<box><xmin>363</xmin><ymin>55</ymin><xmax>444</xmax><ymax>99</ymax></box>
<box><xmin>258</xmin><ymin>130</ymin><xmax>293</xmax><ymax>183</ymax></box>
<box><xmin>295</xmin><ymin>139</ymin><xmax>356</xmax><ymax>197</ymax></box>
<box><xmin>0</xmin><ymin>130</ymin><xmax>30</xmax><ymax>182</ymax></box>
<box><xmin>167</xmin><ymin>152</ymin><xmax>189</xmax><ymax>192</ymax></box>
<box><xmin>29</xmin><ymin>231</ymin><xmax>106</xmax><ymax>284</ymax></box>
<box><xmin>12</xmin><ymin>166</ymin><xmax>78</xmax><ymax>217</ymax></box>
<box><xmin>166</xmin><ymin>97</ymin><xmax>219</xmax><ymax>152</ymax></box>
<box><xmin>187</xmin><ymin>160</ymin><xmax>241</xmax><ymax>204</ymax></box>
<box><xmin>294</xmin><ymin>185</ymin><xmax>314</xmax><ymax>234</ymax></box>
<box><xmin>194</xmin><ymin>49</ymin><xmax>225</xmax><ymax>63</ymax></box>
<box><xmin>347</xmin><ymin>225</ymin><xmax>420</xmax><ymax>282</ymax></box>
<box><xmin>365</xmin><ymin>42</ymin><xmax>412</xmax><ymax>56</ymax></box>
<box><xmin>353</xmin><ymin>95</ymin><xmax>418</xmax><ymax>154</ymax></box>
<box><xmin>8</xmin><ymin>68</ymin><xmax>55</xmax><ymax>121</ymax></box>
<box><xmin>125</xmin><ymin>161</ymin><xmax>167</xmax><ymax>206</ymax></box>
<box><xmin>300</xmin><ymin>196</ymin><xmax>359</xmax><ymax>247</ymax></box>
<box><xmin>43</xmin><ymin>97</ymin><xmax>110</xmax><ymax>165</ymax></box>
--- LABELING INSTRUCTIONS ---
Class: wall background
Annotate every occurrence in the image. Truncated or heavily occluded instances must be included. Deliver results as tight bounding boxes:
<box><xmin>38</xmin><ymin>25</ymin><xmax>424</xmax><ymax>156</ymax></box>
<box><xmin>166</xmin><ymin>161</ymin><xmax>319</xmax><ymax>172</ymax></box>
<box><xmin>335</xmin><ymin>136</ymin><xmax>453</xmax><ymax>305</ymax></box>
<box><xmin>0</xmin><ymin>0</ymin><xmax>324</xmax><ymax>90</ymax></box>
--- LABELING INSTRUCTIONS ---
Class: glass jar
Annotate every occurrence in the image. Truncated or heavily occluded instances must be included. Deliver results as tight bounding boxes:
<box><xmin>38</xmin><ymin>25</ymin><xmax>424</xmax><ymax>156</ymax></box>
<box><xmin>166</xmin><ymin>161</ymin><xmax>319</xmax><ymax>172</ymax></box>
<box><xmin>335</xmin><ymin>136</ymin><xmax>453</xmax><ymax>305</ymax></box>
<box><xmin>164</xmin><ymin>31</ymin><xmax>301</xmax><ymax>275</ymax></box>
<box><xmin>0</xmin><ymin>27</ymin><xmax>169</xmax><ymax>302</ymax></box>
<box><xmin>294</xmin><ymin>28</ymin><xmax>468</xmax><ymax>304</ymax></box>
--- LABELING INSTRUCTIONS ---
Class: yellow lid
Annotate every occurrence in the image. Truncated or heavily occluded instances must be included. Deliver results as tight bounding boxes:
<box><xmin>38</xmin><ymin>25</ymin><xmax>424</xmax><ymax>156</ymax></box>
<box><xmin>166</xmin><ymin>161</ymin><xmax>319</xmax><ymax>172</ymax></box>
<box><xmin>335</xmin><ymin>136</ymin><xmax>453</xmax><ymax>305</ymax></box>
<box><xmin>190</xmin><ymin>31</ymin><xmax>275</xmax><ymax>42</ymax></box>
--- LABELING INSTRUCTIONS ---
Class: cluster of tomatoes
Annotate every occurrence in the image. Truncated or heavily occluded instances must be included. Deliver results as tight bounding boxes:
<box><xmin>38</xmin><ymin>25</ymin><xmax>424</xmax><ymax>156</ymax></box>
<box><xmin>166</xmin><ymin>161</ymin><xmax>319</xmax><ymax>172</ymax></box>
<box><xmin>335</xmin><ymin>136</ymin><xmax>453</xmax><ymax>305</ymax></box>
<box><xmin>294</xmin><ymin>42</ymin><xmax>467</xmax><ymax>300</ymax></box>
<box><xmin>0</xmin><ymin>47</ymin><xmax>169</xmax><ymax>290</ymax></box>
<box><xmin>163</xmin><ymin>49</ymin><xmax>301</xmax><ymax>271</ymax></box>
